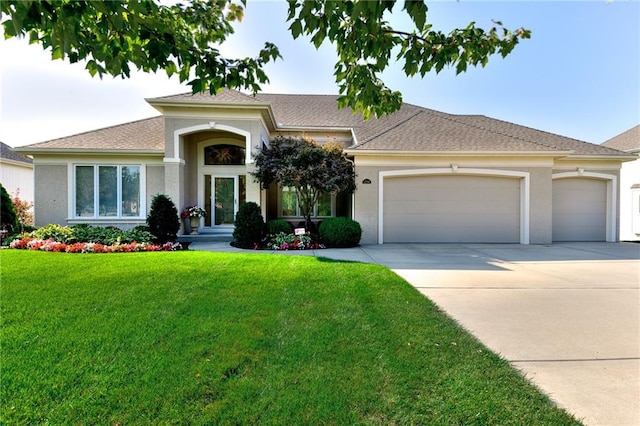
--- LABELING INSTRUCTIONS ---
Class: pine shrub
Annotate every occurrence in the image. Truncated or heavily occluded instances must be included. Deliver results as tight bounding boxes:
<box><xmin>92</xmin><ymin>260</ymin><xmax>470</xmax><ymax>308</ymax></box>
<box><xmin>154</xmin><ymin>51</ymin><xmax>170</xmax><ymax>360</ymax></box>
<box><xmin>318</xmin><ymin>217</ymin><xmax>362</xmax><ymax>248</ymax></box>
<box><xmin>233</xmin><ymin>202</ymin><xmax>265</xmax><ymax>248</ymax></box>
<box><xmin>147</xmin><ymin>194</ymin><xmax>180</xmax><ymax>244</ymax></box>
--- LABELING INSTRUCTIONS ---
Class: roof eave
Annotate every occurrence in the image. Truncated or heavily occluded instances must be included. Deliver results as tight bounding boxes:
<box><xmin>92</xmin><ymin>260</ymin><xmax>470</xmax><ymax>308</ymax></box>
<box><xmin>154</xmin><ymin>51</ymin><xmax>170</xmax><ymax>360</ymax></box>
<box><xmin>15</xmin><ymin>148</ymin><xmax>165</xmax><ymax>156</ymax></box>
<box><xmin>558</xmin><ymin>154</ymin><xmax>638</xmax><ymax>161</ymax></box>
<box><xmin>344</xmin><ymin>149</ymin><xmax>574</xmax><ymax>157</ymax></box>
<box><xmin>146</xmin><ymin>98</ymin><xmax>279</xmax><ymax>129</ymax></box>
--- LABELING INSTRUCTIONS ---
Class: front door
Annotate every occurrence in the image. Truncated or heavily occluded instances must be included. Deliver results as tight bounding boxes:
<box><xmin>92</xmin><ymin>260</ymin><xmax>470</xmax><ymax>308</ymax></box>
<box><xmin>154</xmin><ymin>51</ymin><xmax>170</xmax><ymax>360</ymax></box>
<box><xmin>204</xmin><ymin>175</ymin><xmax>246</xmax><ymax>228</ymax></box>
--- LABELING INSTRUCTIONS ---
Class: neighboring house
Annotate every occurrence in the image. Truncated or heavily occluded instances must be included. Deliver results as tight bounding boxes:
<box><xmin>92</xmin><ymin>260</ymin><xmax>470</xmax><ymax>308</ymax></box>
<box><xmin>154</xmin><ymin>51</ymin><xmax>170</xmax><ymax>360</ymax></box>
<box><xmin>602</xmin><ymin>125</ymin><xmax>640</xmax><ymax>241</ymax></box>
<box><xmin>0</xmin><ymin>141</ymin><xmax>34</xmax><ymax>204</ymax></box>
<box><xmin>16</xmin><ymin>90</ymin><xmax>635</xmax><ymax>244</ymax></box>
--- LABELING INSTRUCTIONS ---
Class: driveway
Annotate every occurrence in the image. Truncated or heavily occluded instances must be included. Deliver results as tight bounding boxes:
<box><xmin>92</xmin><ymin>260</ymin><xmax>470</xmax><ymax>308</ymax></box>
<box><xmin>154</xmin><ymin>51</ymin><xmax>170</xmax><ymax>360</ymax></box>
<box><xmin>360</xmin><ymin>242</ymin><xmax>640</xmax><ymax>426</ymax></box>
<box><xmin>192</xmin><ymin>241</ymin><xmax>639</xmax><ymax>425</ymax></box>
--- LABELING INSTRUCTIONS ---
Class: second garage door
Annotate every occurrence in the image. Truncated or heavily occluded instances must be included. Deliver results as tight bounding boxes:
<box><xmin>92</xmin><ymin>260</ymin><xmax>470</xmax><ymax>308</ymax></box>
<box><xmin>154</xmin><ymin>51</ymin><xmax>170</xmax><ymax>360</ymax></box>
<box><xmin>383</xmin><ymin>174</ymin><xmax>521</xmax><ymax>243</ymax></box>
<box><xmin>552</xmin><ymin>178</ymin><xmax>607</xmax><ymax>242</ymax></box>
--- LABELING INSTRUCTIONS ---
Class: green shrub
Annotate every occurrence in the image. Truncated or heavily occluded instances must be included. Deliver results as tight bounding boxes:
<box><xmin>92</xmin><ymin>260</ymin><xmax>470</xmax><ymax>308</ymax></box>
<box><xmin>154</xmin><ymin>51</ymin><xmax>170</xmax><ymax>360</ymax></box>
<box><xmin>147</xmin><ymin>194</ymin><xmax>180</xmax><ymax>244</ymax></box>
<box><xmin>319</xmin><ymin>217</ymin><xmax>362</xmax><ymax>248</ymax></box>
<box><xmin>232</xmin><ymin>202</ymin><xmax>264</xmax><ymax>248</ymax></box>
<box><xmin>0</xmin><ymin>183</ymin><xmax>18</xmax><ymax>235</ymax></box>
<box><xmin>123</xmin><ymin>225</ymin><xmax>154</xmax><ymax>244</ymax></box>
<box><xmin>267</xmin><ymin>219</ymin><xmax>293</xmax><ymax>235</ymax></box>
<box><xmin>31</xmin><ymin>224</ymin><xmax>75</xmax><ymax>243</ymax></box>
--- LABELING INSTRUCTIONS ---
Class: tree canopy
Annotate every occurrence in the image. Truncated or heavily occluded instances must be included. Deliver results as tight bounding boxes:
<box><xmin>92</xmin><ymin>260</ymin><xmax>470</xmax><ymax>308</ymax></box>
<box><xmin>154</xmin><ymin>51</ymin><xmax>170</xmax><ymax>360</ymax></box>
<box><xmin>252</xmin><ymin>136</ymin><xmax>356</xmax><ymax>231</ymax></box>
<box><xmin>1</xmin><ymin>0</ymin><xmax>530</xmax><ymax>119</ymax></box>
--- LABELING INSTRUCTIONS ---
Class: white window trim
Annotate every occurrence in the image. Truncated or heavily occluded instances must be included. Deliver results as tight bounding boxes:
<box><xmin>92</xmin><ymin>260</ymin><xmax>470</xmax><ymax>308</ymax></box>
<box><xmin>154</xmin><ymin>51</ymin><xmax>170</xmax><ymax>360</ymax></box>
<box><xmin>278</xmin><ymin>186</ymin><xmax>336</xmax><ymax>219</ymax></box>
<box><xmin>69</xmin><ymin>163</ymin><xmax>146</xmax><ymax>220</ymax></box>
<box><xmin>378</xmin><ymin>168</ymin><xmax>531</xmax><ymax>244</ymax></box>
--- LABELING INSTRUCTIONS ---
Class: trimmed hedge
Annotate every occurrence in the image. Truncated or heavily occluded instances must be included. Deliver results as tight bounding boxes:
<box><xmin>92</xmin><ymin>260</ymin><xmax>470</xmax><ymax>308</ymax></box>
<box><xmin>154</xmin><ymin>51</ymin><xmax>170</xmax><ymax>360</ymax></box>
<box><xmin>318</xmin><ymin>217</ymin><xmax>362</xmax><ymax>248</ymax></box>
<box><xmin>267</xmin><ymin>219</ymin><xmax>293</xmax><ymax>235</ymax></box>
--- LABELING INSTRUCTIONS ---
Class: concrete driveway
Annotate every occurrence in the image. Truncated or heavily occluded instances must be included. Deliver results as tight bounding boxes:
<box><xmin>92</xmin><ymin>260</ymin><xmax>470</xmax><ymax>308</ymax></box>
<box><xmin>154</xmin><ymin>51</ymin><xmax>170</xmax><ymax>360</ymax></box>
<box><xmin>192</xmin><ymin>241</ymin><xmax>639</xmax><ymax>425</ymax></box>
<box><xmin>360</xmin><ymin>242</ymin><xmax>640</xmax><ymax>426</ymax></box>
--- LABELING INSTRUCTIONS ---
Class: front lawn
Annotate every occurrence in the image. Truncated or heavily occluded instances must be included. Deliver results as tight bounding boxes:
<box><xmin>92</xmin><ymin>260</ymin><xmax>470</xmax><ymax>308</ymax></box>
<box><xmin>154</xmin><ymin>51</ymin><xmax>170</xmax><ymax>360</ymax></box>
<box><xmin>1</xmin><ymin>250</ymin><xmax>580</xmax><ymax>425</ymax></box>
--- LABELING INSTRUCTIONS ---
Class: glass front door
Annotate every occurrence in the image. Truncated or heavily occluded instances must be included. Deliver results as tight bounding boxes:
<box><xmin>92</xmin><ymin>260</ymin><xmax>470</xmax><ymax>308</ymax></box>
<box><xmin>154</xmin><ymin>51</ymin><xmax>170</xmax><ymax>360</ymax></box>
<box><xmin>204</xmin><ymin>175</ymin><xmax>246</xmax><ymax>227</ymax></box>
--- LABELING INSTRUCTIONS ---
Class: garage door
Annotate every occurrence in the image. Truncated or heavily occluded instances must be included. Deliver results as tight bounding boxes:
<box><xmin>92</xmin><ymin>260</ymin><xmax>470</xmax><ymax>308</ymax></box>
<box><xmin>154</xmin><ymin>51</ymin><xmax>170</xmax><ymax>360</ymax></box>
<box><xmin>553</xmin><ymin>178</ymin><xmax>606</xmax><ymax>241</ymax></box>
<box><xmin>383</xmin><ymin>175</ymin><xmax>521</xmax><ymax>243</ymax></box>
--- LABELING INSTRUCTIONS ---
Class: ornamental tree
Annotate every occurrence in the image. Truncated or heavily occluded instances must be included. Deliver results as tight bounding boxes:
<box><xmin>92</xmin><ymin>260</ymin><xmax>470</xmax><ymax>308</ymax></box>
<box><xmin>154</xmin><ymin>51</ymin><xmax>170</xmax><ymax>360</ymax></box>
<box><xmin>1</xmin><ymin>0</ymin><xmax>530</xmax><ymax>119</ymax></box>
<box><xmin>252</xmin><ymin>136</ymin><xmax>356</xmax><ymax>232</ymax></box>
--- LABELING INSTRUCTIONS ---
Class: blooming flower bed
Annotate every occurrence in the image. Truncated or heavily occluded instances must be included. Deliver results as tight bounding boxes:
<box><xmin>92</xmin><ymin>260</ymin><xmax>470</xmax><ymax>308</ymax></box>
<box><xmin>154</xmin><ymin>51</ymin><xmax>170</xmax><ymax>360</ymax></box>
<box><xmin>9</xmin><ymin>237</ymin><xmax>181</xmax><ymax>253</ymax></box>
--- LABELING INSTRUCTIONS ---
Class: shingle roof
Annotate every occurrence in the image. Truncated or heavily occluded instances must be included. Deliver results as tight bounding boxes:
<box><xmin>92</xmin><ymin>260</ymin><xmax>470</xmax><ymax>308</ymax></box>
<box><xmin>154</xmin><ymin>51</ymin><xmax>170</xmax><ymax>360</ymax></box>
<box><xmin>601</xmin><ymin>125</ymin><xmax>640</xmax><ymax>152</ymax></box>
<box><xmin>20</xmin><ymin>91</ymin><xmax>632</xmax><ymax>157</ymax></box>
<box><xmin>1</xmin><ymin>141</ymin><xmax>33</xmax><ymax>164</ymax></box>
<box><xmin>21</xmin><ymin>117</ymin><xmax>165</xmax><ymax>152</ymax></box>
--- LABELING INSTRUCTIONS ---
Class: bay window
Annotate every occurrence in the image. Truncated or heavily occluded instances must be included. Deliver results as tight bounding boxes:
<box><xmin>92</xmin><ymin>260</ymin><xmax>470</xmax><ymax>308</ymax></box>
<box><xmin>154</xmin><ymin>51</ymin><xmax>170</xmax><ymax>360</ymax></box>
<box><xmin>74</xmin><ymin>165</ymin><xmax>142</xmax><ymax>218</ymax></box>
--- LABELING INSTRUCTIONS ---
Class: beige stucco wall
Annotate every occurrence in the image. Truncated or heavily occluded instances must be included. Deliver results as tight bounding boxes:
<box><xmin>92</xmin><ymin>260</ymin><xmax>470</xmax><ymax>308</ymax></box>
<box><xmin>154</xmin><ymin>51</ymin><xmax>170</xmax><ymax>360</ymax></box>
<box><xmin>33</xmin><ymin>164</ymin><xmax>68</xmax><ymax>227</ymax></box>
<box><xmin>352</xmin><ymin>155</ymin><xmax>559</xmax><ymax>245</ymax></box>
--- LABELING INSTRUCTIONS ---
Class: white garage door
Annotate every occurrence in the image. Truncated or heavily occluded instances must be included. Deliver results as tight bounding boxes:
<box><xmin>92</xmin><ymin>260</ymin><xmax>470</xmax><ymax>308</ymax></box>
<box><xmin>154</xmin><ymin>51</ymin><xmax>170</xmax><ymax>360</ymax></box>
<box><xmin>553</xmin><ymin>178</ymin><xmax>606</xmax><ymax>242</ymax></box>
<box><xmin>383</xmin><ymin>175</ymin><xmax>521</xmax><ymax>243</ymax></box>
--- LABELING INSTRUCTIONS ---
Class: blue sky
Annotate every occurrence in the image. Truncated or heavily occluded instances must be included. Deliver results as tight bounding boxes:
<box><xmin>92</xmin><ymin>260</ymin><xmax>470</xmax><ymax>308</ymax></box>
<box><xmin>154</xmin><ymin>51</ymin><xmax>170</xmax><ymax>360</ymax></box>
<box><xmin>1</xmin><ymin>0</ymin><xmax>638</xmax><ymax>147</ymax></box>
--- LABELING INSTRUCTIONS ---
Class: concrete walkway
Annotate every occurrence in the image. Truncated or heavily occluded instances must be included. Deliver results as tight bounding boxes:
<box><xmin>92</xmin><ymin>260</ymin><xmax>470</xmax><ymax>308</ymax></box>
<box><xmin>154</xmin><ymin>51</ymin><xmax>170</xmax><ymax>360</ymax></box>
<box><xmin>190</xmin><ymin>241</ymin><xmax>640</xmax><ymax>426</ymax></box>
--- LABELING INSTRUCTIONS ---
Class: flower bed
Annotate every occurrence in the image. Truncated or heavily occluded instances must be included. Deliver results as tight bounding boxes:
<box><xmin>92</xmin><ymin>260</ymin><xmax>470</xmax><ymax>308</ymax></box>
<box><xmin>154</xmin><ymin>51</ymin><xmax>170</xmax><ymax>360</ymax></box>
<box><xmin>9</xmin><ymin>237</ymin><xmax>181</xmax><ymax>253</ymax></box>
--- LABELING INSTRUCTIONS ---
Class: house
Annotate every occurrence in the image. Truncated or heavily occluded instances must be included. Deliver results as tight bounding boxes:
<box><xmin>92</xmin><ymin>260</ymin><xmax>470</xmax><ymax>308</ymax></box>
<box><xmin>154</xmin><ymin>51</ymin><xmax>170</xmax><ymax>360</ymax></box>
<box><xmin>16</xmin><ymin>90</ymin><xmax>635</xmax><ymax>244</ymax></box>
<box><xmin>0</xmin><ymin>141</ymin><xmax>34</xmax><ymax>204</ymax></box>
<box><xmin>602</xmin><ymin>125</ymin><xmax>640</xmax><ymax>241</ymax></box>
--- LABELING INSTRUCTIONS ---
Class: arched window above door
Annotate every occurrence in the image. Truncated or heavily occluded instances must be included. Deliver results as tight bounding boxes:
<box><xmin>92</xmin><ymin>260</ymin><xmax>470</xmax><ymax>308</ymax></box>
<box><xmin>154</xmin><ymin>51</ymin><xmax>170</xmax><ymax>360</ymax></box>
<box><xmin>204</xmin><ymin>144</ymin><xmax>246</xmax><ymax>165</ymax></box>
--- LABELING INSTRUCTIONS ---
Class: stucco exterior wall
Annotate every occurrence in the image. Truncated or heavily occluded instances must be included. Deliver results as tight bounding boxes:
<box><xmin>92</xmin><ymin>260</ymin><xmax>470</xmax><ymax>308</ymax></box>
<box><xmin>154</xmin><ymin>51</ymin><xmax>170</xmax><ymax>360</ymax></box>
<box><xmin>352</xmin><ymin>156</ymin><xmax>558</xmax><ymax>245</ymax></box>
<box><xmin>34</xmin><ymin>164</ymin><xmax>68</xmax><ymax>227</ymax></box>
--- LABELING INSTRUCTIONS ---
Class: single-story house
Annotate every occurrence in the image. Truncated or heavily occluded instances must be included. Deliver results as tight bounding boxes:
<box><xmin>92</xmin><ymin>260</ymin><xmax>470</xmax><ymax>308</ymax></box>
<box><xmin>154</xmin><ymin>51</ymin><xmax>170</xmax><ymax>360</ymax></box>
<box><xmin>1</xmin><ymin>141</ymin><xmax>34</xmax><ymax>204</ymax></box>
<box><xmin>16</xmin><ymin>90</ymin><xmax>635</xmax><ymax>244</ymax></box>
<box><xmin>602</xmin><ymin>125</ymin><xmax>640</xmax><ymax>241</ymax></box>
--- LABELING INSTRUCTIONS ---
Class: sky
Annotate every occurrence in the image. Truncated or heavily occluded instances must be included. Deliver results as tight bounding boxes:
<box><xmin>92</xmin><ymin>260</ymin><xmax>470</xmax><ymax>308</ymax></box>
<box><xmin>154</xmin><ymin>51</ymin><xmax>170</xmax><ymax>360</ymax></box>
<box><xmin>1</xmin><ymin>0</ymin><xmax>639</xmax><ymax>148</ymax></box>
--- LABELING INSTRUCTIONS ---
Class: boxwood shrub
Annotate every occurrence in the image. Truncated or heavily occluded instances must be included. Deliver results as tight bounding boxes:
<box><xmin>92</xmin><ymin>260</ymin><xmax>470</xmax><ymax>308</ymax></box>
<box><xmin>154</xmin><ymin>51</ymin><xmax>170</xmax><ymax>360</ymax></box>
<box><xmin>267</xmin><ymin>219</ymin><xmax>293</xmax><ymax>235</ymax></box>
<box><xmin>318</xmin><ymin>217</ymin><xmax>362</xmax><ymax>248</ymax></box>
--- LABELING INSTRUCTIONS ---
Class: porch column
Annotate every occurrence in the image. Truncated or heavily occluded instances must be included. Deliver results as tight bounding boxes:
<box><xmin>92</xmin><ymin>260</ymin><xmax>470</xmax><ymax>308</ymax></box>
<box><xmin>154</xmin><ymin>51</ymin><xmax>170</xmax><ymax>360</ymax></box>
<box><xmin>164</xmin><ymin>160</ymin><xmax>185</xmax><ymax>216</ymax></box>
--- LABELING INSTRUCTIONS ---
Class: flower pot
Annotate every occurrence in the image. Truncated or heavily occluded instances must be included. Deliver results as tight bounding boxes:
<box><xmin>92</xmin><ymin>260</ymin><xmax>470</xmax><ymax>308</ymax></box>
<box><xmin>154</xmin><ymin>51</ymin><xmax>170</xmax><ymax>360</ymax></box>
<box><xmin>189</xmin><ymin>216</ymin><xmax>200</xmax><ymax>234</ymax></box>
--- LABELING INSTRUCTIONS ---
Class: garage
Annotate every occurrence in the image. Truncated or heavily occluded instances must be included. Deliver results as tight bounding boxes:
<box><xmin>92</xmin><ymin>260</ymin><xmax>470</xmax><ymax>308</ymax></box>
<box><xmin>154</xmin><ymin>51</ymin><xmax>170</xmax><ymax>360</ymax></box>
<box><xmin>553</xmin><ymin>177</ymin><xmax>607</xmax><ymax>241</ymax></box>
<box><xmin>382</xmin><ymin>174</ymin><xmax>522</xmax><ymax>243</ymax></box>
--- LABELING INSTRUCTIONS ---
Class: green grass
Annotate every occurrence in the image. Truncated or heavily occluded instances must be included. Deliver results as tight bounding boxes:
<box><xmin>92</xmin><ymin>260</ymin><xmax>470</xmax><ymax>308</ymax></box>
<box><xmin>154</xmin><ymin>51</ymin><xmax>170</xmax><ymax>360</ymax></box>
<box><xmin>1</xmin><ymin>250</ymin><xmax>580</xmax><ymax>425</ymax></box>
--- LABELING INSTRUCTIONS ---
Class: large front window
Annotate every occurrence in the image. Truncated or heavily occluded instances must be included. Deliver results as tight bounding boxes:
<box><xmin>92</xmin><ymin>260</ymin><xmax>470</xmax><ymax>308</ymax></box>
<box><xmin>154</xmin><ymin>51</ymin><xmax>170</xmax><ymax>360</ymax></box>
<box><xmin>74</xmin><ymin>165</ymin><xmax>141</xmax><ymax>218</ymax></box>
<box><xmin>281</xmin><ymin>186</ymin><xmax>333</xmax><ymax>218</ymax></box>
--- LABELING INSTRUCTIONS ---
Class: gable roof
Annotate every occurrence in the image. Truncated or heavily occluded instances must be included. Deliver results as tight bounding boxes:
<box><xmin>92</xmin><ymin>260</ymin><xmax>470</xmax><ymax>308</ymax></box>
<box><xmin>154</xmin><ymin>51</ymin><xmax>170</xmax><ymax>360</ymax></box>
<box><xmin>19</xmin><ymin>91</ymin><xmax>633</xmax><ymax>158</ymax></box>
<box><xmin>17</xmin><ymin>117</ymin><xmax>165</xmax><ymax>153</ymax></box>
<box><xmin>601</xmin><ymin>125</ymin><xmax>640</xmax><ymax>152</ymax></box>
<box><xmin>1</xmin><ymin>141</ymin><xmax>33</xmax><ymax>165</ymax></box>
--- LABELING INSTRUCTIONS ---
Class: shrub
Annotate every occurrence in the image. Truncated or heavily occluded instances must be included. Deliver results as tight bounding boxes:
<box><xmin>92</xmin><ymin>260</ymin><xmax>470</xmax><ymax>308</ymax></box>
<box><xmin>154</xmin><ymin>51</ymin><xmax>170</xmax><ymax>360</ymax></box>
<box><xmin>232</xmin><ymin>202</ymin><xmax>264</xmax><ymax>248</ymax></box>
<box><xmin>318</xmin><ymin>217</ymin><xmax>362</xmax><ymax>248</ymax></box>
<box><xmin>267</xmin><ymin>219</ymin><xmax>293</xmax><ymax>235</ymax></box>
<box><xmin>1</xmin><ymin>183</ymin><xmax>18</xmax><ymax>235</ymax></box>
<box><xmin>31</xmin><ymin>224</ymin><xmax>75</xmax><ymax>244</ymax></box>
<box><xmin>147</xmin><ymin>194</ymin><xmax>180</xmax><ymax>244</ymax></box>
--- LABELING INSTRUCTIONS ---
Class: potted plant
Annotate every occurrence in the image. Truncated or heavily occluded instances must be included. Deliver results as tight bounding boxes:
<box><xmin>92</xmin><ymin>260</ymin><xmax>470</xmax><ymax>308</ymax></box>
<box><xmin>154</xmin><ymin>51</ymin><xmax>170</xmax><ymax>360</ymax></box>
<box><xmin>181</xmin><ymin>205</ymin><xmax>207</xmax><ymax>234</ymax></box>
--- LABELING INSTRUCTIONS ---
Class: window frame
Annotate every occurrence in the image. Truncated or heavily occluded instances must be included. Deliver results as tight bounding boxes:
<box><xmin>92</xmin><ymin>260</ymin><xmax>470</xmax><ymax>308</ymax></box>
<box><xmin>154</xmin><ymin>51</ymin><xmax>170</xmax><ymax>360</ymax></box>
<box><xmin>72</xmin><ymin>164</ymin><xmax>144</xmax><ymax>220</ymax></box>
<box><xmin>278</xmin><ymin>186</ymin><xmax>335</xmax><ymax>219</ymax></box>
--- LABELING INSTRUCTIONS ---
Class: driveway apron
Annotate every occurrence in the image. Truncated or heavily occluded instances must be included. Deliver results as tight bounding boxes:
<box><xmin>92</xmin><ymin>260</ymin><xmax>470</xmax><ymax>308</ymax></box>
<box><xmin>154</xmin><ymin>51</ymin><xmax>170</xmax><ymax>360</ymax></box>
<box><xmin>359</xmin><ymin>242</ymin><xmax>640</xmax><ymax>426</ymax></box>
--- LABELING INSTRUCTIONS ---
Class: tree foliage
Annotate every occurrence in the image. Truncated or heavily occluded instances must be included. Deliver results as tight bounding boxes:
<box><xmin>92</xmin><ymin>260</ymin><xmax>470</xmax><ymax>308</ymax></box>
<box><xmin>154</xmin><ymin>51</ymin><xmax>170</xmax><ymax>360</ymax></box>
<box><xmin>146</xmin><ymin>193</ymin><xmax>180</xmax><ymax>244</ymax></box>
<box><xmin>1</xmin><ymin>0</ymin><xmax>530</xmax><ymax>118</ymax></box>
<box><xmin>1</xmin><ymin>183</ymin><xmax>19</xmax><ymax>235</ymax></box>
<box><xmin>252</xmin><ymin>136</ymin><xmax>356</xmax><ymax>231</ymax></box>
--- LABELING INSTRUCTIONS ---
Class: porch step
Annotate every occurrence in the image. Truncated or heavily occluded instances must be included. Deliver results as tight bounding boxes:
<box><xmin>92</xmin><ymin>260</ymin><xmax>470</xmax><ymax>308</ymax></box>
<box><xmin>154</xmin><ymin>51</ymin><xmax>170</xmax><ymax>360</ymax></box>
<box><xmin>178</xmin><ymin>232</ymin><xmax>234</xmax><ymax>243</ymax></box>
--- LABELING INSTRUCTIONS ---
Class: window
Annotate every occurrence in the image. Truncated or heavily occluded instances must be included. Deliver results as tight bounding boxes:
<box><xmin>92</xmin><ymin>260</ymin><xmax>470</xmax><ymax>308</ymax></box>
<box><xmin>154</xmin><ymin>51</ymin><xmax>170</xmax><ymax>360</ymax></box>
<box><xmin>204</xmin><ymin>144</ymin><xmax>245</xmax><ymax>165</ymax></box>
<box><xmin>280</xmin><ymin>186</ymin><xmax>333</xmax><ymax>218</ymax></box>
<box><xmin>74</xmin><ymin>165</ymin><xmax>142</xmax><ymax>218</ymax></box>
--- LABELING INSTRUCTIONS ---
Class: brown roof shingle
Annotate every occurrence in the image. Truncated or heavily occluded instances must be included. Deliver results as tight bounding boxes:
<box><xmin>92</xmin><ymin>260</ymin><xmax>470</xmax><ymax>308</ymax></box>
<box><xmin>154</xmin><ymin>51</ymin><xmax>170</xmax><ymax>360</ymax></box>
<box><xmin>22</xmin><ymin>117</ymin><xmax>164</xmax><ymax>152</ymax></box>
<box><xmin>20</xmin><ymin>91</ymin><xmax>632</xmax><ymax>158</ymax></box>
<box><xmin>601</xmin><ymin>125</ymin><xmax>640</xmax><ymax>152</ymax></box>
